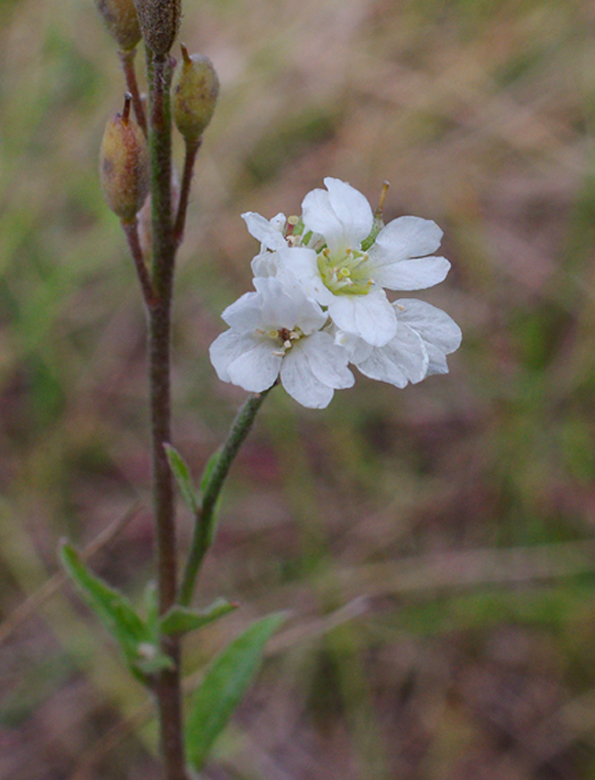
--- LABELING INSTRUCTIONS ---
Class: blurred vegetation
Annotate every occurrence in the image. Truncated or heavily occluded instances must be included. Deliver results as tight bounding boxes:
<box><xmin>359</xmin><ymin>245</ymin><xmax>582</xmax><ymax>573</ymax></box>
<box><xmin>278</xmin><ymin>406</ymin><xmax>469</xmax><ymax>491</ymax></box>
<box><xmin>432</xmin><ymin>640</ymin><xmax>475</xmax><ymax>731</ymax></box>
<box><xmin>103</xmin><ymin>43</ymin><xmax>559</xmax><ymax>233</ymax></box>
<box><xmin>2</xmin><ymin>0</ymin><xmax>595</xmax><ymax>777</ymax></box>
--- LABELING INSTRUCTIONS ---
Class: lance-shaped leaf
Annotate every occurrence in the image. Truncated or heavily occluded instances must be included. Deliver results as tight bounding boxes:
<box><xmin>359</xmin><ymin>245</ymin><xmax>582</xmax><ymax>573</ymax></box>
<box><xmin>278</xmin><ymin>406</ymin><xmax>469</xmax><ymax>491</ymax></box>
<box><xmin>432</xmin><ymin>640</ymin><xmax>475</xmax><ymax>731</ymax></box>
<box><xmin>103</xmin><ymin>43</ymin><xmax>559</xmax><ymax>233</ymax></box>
<box><xmin>186</xmin><ymin>612</ymin><xmax>286</xmax><ymax>771</ymax></box>
<box><xmin>160</xmin><ymin>598</ymin><xmax>238</xmax><ymax>637</ymax></box>
<box><xmin>200</xmin><ymin>448</ymin><xmax>220</xmax><ymax>494</ymax></box>
<box><xmin>60</xmin><ymin>542</ymin><xmax>154</xmax><ymax>675</ymax></box>
<box><xmin>165</xmin><ymin>444</ymin><xmax>200</xmax><ymax>515</ymax></box>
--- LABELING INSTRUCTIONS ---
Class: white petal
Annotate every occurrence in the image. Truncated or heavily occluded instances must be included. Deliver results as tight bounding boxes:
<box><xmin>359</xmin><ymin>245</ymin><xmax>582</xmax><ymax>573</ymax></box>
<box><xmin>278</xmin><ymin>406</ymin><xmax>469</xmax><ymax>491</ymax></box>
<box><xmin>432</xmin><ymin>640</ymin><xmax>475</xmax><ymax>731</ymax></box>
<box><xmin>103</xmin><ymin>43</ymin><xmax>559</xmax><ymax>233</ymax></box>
<box><xmin>372</xmin><ymin>256</ymin><xmax>451</xmax><ymax>291</ymax></box>
<box><xmin>355</xmin><ymin>324</ymin><xmax>429</xmax><ymax>388</ymax></box>
<box><xmin>328</xmin><ymin>290</ymin><xmax>397</xmax><ymax>347</ymax></box>
<box><xmin>395</xmin><ymin>298</ymin><xmax>462</xmax><ymax>374</ymax></box>
<box><xmin>252</xmin><ymin>276</ymin><xmax>327</xmax><ymax>334</ymax></box>
<box><xmin>221</xmin><ymin>290</ymin><xmax>264</xmax><ymax>332</ymax></box>
<box><xmin>324</xmin><ymin>177</ymin><xmax>373</xmax><ymax>247</ymax></box>
<box><xmin>334</xmin><ymin>330</ymin><xmax>375</xmax><ymax>363</ymax></box>
<box><xmin>395</xmin><ymin>299</ymin><xmax>462</xmax><ymax>354</ymax></box>
<box><xmin>277</xmin><ymin>247</ymin><xmax>335</xmax><ymax>306</ymax></box>
<box><xmin>373</xmin><ymin>216</ymin><xmax>443</xmax><ymax>262</ymax></box>
<box><xmin>300</xmin><ymin>332</ymin><xmax>355</xmax><ymax>389</ymax></box>
<box><xmin>225</xmin><ymin>339</ymin><xmax>282</xmax><ymax>392</ymax></box>
<box><xmin>280</xmin><ymin>349</ymin><xmax>335</xmax><ymax>408</ymax></box>
<box><xmin>242</xmin><ymin>212</ymin><xmax>287</xmax><ymax>251</ymax></box>
<box><xmin>209</xmin><ymin>330</ymin><xmax>252</xmax><ymax>382</ymax></box>
<box><xmin>301</xmin><ymin>187</ymin><xmax>345</xmax><ymax>252</ymax></box>
<box><xmin>251</xmin><ymin>251</ymin><xmax>282</xmax><ymax>278</ymax></box>
<box><xmin>252</xmin><ymin>277</ymin><xmax>299</xmax><ymax>330</ymax></box>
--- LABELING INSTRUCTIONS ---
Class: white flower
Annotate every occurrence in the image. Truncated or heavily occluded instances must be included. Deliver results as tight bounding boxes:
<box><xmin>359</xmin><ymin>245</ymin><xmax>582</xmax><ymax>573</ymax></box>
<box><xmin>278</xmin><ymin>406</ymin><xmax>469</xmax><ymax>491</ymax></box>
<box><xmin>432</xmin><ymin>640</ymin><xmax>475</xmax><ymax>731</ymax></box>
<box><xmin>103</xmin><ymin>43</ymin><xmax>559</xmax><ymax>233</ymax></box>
<box><xmin>277</xmin><ymin>177</ymin><xmax>451</xmax><ymax>349</ymax></box>
<box><xmin>242</xmin><ymin>211</ymin><xmax>288</xmax><ymax>253</ymax></box>
<box><xmin>209</xmin><ymin>277</ymin><xmax>354</xmax><ymax>409</ymax></box>
<box><xmin>337</xmin><ymin>299</ymin><xmax>462</xmax><ymax>388</ymax></box>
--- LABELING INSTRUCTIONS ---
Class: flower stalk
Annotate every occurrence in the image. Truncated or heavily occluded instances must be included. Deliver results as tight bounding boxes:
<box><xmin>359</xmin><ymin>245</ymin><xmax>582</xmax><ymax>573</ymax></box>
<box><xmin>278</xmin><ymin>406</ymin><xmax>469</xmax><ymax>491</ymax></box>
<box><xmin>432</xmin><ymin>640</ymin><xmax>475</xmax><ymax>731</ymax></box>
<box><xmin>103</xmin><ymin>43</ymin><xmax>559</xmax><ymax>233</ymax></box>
<box><xmin>179</xmin><ymin>388</ymin><xmax>274</xmax><ymax>607</ymax></box>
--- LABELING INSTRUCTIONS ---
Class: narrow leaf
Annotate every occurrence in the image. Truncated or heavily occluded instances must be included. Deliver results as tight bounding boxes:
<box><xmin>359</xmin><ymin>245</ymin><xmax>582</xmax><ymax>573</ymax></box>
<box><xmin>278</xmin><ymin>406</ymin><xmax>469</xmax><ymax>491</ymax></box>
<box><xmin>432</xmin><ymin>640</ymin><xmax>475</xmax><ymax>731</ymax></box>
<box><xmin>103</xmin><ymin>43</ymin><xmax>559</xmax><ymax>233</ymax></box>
<box><xmin>200</xmin><ymin>448</ymin><xmax>220</xmax><ymax>494</ymax></box>
<box><xmin>160</xmin><ymin>599</ymin><xmax>238</xmax><ymax>637</ymax></box>
<box><xmin>186</xmin><ymin>612</ymin><xmax>286</xmax><ymax>771</ymax></box>
<box><xmin>60</xmin><ymin>542</ymin><xmax>150</xmax><ymax>666</ymax></box>
<box><xmin>165</xmin><ymin>444</ymin><xmax>199</xmax><ymax>515</ymax></box>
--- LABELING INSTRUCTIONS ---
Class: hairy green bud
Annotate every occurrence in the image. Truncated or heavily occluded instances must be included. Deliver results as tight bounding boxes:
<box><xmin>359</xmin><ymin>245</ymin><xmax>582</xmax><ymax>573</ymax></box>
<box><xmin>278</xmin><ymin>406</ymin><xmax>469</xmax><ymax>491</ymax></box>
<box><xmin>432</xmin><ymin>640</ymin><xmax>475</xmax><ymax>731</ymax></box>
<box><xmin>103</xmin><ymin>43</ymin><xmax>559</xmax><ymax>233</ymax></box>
<box><xmin>100</xmin><ymin>95</ymin><xmax>150</xmax><ymax>223</ymax></box>
<box><xmin>173</xmin><ymin>45</ymin><xmax>220</xmax><ymax>143</ymax></box>
<box><xmin>94</xmin><ymin>0</ymin><xmax>141</xmax><ymax>51</ymax></box>
<box><xmin>133</xmin><ymin>0</ymin><xmax>181</xmax><ymax>57</ymax></box>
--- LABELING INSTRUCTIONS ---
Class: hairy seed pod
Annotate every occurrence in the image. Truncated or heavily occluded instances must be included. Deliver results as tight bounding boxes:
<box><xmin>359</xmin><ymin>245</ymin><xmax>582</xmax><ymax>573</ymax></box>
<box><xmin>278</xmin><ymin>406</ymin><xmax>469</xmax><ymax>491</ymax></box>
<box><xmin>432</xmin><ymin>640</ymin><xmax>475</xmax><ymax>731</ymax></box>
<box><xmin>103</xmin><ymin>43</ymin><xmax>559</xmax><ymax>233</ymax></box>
<box><xmin>94</xmin><ymin>0</ymin><xmax>141</xmax><ymax>51</ymax></box>
<box><xmin>173</xmin><ymin>45</ymin><xmax>219</xmax><ymax>143</ymax></box>
<box><xmin>133</xmin><ymin>0</ymin><xmax>181</xmax><ymax>57</ymax></box>
<box><xmin>100</xmin><ymin>95</ymin><xmax>150</xmax><ymax>223</ymax></box>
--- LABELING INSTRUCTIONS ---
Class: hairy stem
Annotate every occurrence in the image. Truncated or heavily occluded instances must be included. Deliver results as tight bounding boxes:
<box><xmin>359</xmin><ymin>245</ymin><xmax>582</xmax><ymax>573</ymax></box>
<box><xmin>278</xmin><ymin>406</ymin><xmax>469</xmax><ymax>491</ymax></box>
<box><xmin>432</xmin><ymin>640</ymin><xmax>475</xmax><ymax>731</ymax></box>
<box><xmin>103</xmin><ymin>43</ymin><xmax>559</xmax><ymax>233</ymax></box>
<box><xmin>122</xmin><ymin>219</ymin><xmax>157</xmax><ymax>308</ymax></box>
<box><xmin>179</xmin><ymin>388</ymin><xmax>273</xmax><ymax>607</ymax></box>
<box><xmin>174</xmin><ymin>138</ymin><xmax>201</xmax><ymax>246</ymax></box>
<box><xmin>147</xmin><ymin>51</ymin><xmax>187</xmax><ymax>780</ymax></box>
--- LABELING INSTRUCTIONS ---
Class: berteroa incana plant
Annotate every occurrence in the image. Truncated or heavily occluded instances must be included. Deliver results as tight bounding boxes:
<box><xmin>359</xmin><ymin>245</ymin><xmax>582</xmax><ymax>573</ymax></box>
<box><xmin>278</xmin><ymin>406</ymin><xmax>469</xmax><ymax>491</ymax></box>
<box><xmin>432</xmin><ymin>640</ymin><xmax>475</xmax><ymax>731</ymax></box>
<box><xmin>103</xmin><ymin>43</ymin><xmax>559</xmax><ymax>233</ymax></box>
<box><xmin>60</xmin><ymin>1</ymin><xmax>462</xmax><ymax>778</ymax></box>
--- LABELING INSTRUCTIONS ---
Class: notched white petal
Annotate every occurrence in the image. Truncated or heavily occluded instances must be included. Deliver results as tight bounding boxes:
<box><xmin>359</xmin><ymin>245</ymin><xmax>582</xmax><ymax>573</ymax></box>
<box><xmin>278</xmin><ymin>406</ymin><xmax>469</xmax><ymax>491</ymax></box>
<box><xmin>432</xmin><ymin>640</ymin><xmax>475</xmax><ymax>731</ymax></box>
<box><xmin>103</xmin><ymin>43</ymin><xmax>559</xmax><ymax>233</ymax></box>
<box><xmin>329</xmin><ymin>290</ymin><xmax>397</xmax><ymax>347</ymax></box>
<box><xmin>372</xmin><ymin>256</ymin><xmax>451</xmax><ymax>291</ymax></box>
<box><xmin>374</xmin><ymin>216</ymin><xmax>443</xmax><ymax>261</ymax></box>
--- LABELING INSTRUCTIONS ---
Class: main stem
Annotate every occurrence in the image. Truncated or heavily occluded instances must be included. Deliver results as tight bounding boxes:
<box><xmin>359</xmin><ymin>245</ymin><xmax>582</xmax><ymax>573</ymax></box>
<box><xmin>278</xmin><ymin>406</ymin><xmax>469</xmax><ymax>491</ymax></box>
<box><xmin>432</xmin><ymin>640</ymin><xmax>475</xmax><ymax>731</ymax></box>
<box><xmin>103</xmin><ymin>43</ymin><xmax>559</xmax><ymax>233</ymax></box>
<box><xmin>147</xmin><ymin>51</ymin><xmax>187</xmax><ymax>780</ymax></box>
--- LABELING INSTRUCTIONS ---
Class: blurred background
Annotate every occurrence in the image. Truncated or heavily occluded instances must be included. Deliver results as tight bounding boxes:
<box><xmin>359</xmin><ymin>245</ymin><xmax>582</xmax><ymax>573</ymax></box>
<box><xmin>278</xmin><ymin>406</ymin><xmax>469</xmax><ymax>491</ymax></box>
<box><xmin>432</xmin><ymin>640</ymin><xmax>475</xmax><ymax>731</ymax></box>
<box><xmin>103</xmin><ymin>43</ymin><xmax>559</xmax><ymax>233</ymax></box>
<box><xmin>2</xmin><ymin>0</ymin><xmax>595</xmax><ymax>777</ymax></box>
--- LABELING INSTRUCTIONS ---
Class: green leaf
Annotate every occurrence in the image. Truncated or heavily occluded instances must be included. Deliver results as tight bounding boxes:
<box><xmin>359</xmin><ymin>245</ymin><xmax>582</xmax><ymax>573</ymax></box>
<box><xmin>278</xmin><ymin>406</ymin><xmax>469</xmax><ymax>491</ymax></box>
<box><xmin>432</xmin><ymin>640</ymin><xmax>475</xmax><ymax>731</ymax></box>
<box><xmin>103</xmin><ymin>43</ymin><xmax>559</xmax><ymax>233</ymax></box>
<box><xmin>186</xmin><ymin>612</ymin><xmax>286</xmax><ymax>771</ymax></box>
<box><xmin>160</xmin><ymin>598</ymin><xmax>238</xmax><ymax>637</ymax></box>
<box><xmin>199</xmin><ymin>448</ymin><xmax>220</xmax><ymax>494</ymax></box>
<box><xmin>60</xmin><ymin>542</ymin><xmax>151</xmax><ymax>670</ymax></box>
<box><xmin>165</xmin><ymin>444</ymin><xmax>199</xmax><ymax>515</ymax></box>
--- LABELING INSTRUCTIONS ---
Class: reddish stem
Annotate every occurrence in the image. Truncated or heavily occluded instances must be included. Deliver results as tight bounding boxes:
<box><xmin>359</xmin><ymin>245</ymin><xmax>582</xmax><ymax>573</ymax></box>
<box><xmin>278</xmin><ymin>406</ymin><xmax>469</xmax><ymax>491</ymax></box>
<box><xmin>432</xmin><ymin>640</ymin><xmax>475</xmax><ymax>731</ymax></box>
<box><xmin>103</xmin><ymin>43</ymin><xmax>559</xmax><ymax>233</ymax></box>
<box><xmin>174</xmin><ymin>138</ymin><xmax>201</xmax><ymax>246</ymax></box>
<box><xmin>122</xmin><ymin>219</ymin><xmax>157</xmax><ymax>308</ymax></box>
<box><xmin>119</xmin><ymin>48</ymin><xmax>148</xmax><ymax>136</ymax></box>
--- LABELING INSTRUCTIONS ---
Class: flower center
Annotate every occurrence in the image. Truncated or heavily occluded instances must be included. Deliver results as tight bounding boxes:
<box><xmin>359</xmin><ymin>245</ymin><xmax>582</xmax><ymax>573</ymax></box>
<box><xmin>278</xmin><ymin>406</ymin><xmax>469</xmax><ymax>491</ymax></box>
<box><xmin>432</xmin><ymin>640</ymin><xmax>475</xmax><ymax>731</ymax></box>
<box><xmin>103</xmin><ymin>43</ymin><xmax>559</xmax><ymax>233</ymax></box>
<box><xmin>268</xmin><ymin>326</ymin><xmax>303</xmax><ymax>356</ymax></box>
<box><xmin>317</xmin><ymin>247</ymin><xmax>374</xmax><ymax>296</ymax></box>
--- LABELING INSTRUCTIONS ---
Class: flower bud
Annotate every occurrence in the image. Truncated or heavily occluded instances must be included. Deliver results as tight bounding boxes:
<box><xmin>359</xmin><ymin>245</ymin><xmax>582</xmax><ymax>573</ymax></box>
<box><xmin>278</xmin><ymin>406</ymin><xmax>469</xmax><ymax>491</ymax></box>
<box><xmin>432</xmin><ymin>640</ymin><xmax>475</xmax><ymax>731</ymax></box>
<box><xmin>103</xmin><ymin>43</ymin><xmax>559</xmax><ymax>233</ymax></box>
<box><xmin>100</xmin><ymin>95</ymin><xmax>150</xmax><ymax>223</ymax></box>
<box><xmin>94</xmin><ymin>0</ymin><xmax>142</xmax><ymax>51</ymax></box>
<box><xmin>133</xmin><ymin>0</ymin><xmax>180</xmax><ymax>57</ymax></box>
<box><xmin>173</xmin><ymin>45</ymin><xmax>219</xmax><ymax>143</ymax></box>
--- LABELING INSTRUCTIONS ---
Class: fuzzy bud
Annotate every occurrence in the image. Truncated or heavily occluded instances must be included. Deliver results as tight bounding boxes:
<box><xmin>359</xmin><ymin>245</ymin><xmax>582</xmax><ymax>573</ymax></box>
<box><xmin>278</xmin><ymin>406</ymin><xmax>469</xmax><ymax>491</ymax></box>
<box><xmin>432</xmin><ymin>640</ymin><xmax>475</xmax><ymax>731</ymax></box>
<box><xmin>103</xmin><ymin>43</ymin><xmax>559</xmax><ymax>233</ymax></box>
<box><xmin>133</xmin><ymin>0</ymin><xmax>181</xmax><ymax>57</ymax></box>
<box><xmin>173</xmin><ymin>45</ymin><xmax>219</xmax><ymax>143</ymax></box>
<box><xmin>100</xmin><ymin>95</ymin><xmax>150</xmax><ymax>223</ymax></box>
<box><xmin>94</xmin><ymin>0</ymin><xmax>142</xmax><ymax>51</ymax></box>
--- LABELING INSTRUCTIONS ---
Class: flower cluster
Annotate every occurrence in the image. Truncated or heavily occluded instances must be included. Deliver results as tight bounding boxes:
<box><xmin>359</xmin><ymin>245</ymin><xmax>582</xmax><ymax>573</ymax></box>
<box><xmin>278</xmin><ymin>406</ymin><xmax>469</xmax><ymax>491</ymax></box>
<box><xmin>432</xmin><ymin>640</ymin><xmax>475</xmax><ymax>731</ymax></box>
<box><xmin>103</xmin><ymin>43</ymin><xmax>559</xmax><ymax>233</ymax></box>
<box><xmin>210</xmin><ymin>178</ymin><xmax>462</xmax><ymax>408</ymax></box>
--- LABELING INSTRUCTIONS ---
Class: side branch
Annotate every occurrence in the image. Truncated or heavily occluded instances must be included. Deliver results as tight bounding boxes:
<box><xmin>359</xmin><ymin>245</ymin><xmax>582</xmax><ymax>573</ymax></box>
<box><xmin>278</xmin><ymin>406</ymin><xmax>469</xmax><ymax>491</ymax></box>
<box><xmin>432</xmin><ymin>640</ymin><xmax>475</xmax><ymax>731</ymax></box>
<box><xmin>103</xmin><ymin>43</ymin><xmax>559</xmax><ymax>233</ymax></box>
<box><xmin>119</xmin><ymin>48</ymin><xmax>148</xmax><ymax>136</ymax></box>
<box><xmin>122</xmin><ymin>219</ymin><xmax>157</xmax><ymax>308</ymax></box>
<box><xmin>174</xmin><ymin>138</ymin><xmax>201</xmax><ymax>246</ymax></box>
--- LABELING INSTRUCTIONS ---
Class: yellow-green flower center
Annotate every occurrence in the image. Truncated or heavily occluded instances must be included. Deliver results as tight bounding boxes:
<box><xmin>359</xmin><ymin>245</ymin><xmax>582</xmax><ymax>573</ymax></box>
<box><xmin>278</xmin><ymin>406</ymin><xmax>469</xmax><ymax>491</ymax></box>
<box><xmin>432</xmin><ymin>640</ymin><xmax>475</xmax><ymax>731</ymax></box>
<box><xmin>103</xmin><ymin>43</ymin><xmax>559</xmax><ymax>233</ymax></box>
<box><xmin>317</xmin><ymin>247</ymin><xmax>373</xmax><ymax>296</ymax></box>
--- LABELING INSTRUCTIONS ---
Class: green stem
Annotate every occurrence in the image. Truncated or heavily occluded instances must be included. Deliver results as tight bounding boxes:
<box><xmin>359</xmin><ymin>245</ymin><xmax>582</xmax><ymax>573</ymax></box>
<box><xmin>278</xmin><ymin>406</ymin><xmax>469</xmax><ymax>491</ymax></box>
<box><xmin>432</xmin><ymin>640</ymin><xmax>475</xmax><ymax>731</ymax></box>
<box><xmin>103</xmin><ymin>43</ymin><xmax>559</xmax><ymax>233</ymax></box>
<box><xmin>179</xmin><ymin>388</ymin><xmax>273</xmax><ymax>607</ymax></box>
<box><xmin>147</xmin><ymin>51</ymin><xmax>187</xmax><ymax>780</ymax></box>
